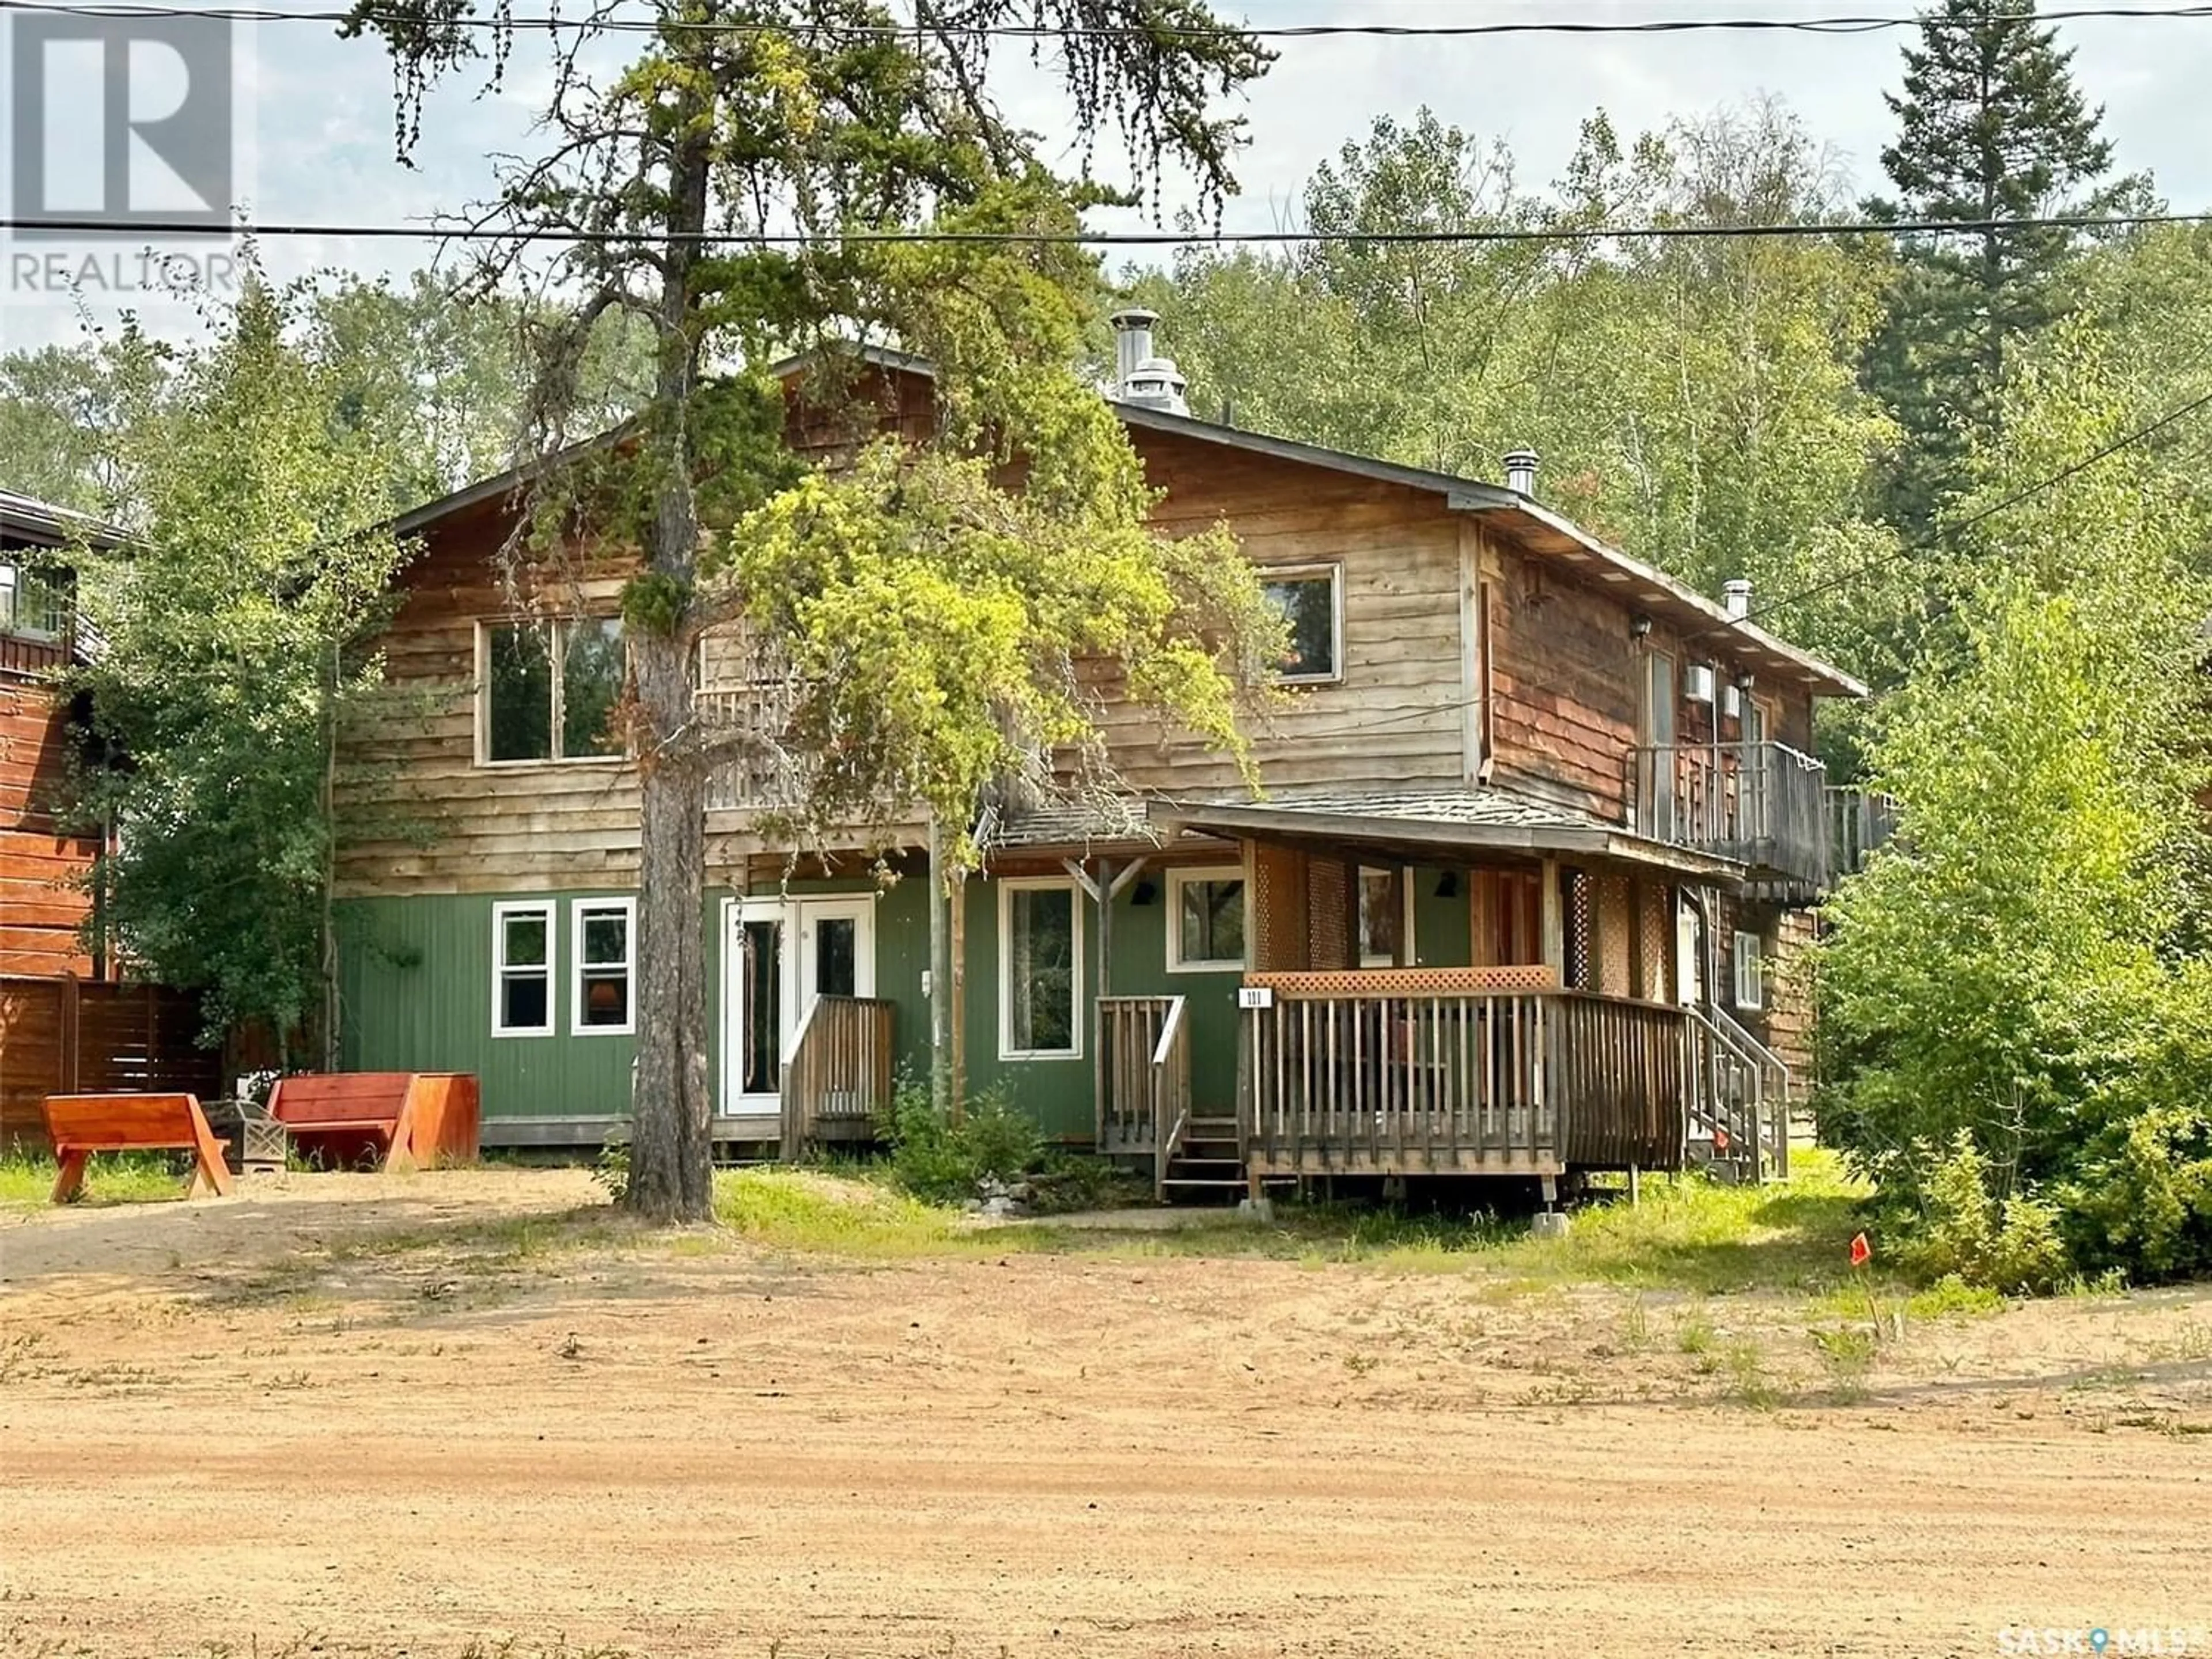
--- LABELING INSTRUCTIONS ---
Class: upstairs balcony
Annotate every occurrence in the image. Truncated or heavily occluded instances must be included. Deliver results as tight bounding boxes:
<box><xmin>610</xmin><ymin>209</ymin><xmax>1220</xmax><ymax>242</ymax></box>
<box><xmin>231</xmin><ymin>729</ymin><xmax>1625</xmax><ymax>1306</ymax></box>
<box><xmin>1632</xmin><ymin>741</ymin><xmax>1894</xmax><ymax>899</ymax></box>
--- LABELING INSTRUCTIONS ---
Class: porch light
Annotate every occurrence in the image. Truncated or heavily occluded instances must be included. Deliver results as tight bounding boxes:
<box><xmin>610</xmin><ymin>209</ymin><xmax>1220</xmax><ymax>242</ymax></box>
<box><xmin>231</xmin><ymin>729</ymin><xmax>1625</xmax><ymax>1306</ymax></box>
<box><xmin>1131</xmin><ymin>879</ymin><xmax>1158</xmax><ymax>906</ymax></box>
<box><xmin>1630</xmin><ymin>613</ymin><xmax>1653</xmax><ymax>640</ymax></box>
<box><xmin>1434</xmin><ymin>872</ymin><xmax>1459</xmax><ymax>899</ymax></box>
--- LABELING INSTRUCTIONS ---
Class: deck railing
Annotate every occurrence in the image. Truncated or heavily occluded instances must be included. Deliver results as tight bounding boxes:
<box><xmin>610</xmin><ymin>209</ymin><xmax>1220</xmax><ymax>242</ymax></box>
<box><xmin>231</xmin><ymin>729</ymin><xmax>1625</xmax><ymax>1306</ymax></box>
<box><xmin>1097</xmin><ymin>994</ymin><xmax>1192</xmax><ymax>1194</ymax></box>
<box><xmin>1632</xmin><ymin>740</ymin><xmax>1831</xmax><ymax>892</ymax></box>
<box><xmin>778</xmin><ymin>994</ymin><xmax>895</xmax><ymax>1160</ymax></box>
<box><xmin>1687</xmin><ymin>1004</ymin><xmax>1790</xmax><ymax>1181</ymax></box>
<box><xmin>1827</xmin><ymin>785</ymin><xmax>1900</xmax><ymax>877</ymax></box>
<box><xmin>1239</xmin><ymin>979</ymin><xmax>1685</xmax><ymax>1176</ymax></box>
<box><xmin>697</xmin><ymin>681</ymin><xmax>803</xmax><ymax>811</ymax></box>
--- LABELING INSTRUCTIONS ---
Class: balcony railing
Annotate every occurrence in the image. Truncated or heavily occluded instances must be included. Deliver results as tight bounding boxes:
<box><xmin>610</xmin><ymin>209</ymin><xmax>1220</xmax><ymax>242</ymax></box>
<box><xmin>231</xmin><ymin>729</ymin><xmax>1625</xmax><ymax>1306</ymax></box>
<box><xmin>698</xmin><ymin>681</ymin><xmax>803</xmax><ymax>811</ymax></box>
<box><xmin>1631</xmin><ymin>740</ymin><xmax>1832</xmax><ymax>894</ymax></box>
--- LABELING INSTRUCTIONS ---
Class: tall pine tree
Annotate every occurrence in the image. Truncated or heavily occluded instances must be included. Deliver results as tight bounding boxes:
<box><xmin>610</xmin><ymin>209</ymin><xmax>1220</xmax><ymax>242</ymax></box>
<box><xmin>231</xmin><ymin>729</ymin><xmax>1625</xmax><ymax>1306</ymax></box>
<box><xmin>1862</xmin><ymin>0</ymin><xmax>2146</xmax><ymax>537</ymax></box>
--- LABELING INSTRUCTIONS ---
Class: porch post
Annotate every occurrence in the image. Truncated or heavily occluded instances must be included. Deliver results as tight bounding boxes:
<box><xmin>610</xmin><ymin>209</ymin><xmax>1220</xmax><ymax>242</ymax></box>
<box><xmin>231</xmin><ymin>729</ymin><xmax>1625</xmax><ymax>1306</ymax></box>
<box><xmin>949</xmin><ymin>869</ymin><xmax>968</xmax><ymax>1117</ymax></box>
<box><xmin>1540</xmin><ymin>857</ymin><xmax>1564</xmax><ymax>980</ymax></box>
<box><xmin>927</xmin><ymin>815</ymin><xmax>951</xmax><ymax>1115</ymax></box>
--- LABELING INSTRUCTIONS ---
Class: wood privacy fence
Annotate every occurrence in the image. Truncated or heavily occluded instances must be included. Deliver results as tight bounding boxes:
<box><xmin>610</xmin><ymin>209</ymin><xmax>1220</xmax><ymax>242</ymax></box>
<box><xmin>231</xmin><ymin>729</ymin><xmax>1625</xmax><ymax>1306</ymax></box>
<box><xmin>0</xmin><ymin>976</ymin><xmax>221</xmax><ymax>1152</ymax></box>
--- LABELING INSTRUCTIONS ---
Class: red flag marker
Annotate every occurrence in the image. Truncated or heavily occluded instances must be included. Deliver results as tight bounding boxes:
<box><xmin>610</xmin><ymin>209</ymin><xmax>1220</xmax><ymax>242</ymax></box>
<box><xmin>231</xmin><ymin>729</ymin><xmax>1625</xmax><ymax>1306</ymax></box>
<box><xmin>1850</xmin><ymin>1232</ymin><xmax>1872</xmax><ymax>1268</ymax></box>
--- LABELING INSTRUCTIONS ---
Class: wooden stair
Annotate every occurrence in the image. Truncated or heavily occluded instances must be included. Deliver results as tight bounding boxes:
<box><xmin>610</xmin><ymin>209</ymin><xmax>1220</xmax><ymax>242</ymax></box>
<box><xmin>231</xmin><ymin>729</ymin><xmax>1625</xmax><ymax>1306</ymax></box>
<box><xmin>1158</xmin><ymin>1113</ymin><xmax>1246</xmax><ymax>1203</ymax></box>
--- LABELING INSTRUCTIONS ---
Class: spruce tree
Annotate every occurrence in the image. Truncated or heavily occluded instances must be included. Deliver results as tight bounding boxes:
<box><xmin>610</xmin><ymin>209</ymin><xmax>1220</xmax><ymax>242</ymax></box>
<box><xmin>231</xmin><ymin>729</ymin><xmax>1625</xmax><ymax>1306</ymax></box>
<box><xmin>1862</xmin><ymin>0</ymin><xmax>2147</xmax><ymax>536</ymax></box>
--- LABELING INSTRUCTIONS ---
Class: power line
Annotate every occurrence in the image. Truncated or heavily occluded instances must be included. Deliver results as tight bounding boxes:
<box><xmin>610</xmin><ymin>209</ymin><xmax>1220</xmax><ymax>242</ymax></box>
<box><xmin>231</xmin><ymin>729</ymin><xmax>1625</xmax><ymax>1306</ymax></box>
<box><xmin>1732</xmin><ymin>382</ymin><xmax>2212</xmax><ymax>634</ymax></box>
<box><xmin>8</xmin><ymin>210</ymin><xmax>2211</xmax><ymax>245</ymax></box>
<box><xmin>0</xmin><ymin>0</ymin><xmax>2207</xmax><ymax>36</ymax></box>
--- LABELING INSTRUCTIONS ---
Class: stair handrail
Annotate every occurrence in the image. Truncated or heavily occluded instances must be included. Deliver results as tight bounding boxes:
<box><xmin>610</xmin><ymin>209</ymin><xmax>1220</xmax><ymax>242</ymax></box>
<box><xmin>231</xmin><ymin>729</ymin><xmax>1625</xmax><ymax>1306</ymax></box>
<box><xmin>1706</xmin><ymin>1002</ymin><xmax>1790</xmax><ymax>1179</ymax></box>
<box><xmin>1683</xmin><ymin>1003</ymin><xmax>1768</xmax><ymax>1180</ymax></box>
<box><xmin>1152</xmin><ymin>995</ymin><xmax>1190</xmax><ymax>1201</ymax></box>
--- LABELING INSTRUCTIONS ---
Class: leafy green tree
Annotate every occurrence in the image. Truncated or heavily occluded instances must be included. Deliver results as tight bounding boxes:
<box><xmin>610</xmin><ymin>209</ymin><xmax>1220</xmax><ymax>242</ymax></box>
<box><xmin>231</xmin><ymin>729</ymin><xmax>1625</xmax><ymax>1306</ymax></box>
<box><xmin>1816</xmin><ymin>323</ymin><xmax>2212</xmax><ymax>1283</ymax></box>
<box><xmin>63</xmin><ymin>275</ymin><xmax>410</xmax><ymax>1058</ymax></box>
<box><xmin>347</xmin><ymin>0</ymin><xmax>1281</xmax><ymax>1221</ymax></box>
<box><xmin>1861</xmin><ymin>0</ymin><xmax>2149</xmax><ymax>536</ymax></box>
<box><xmin>0</xmin><ymin>340</ymin><xmax>145</xmax><ymax>514</ymax></box>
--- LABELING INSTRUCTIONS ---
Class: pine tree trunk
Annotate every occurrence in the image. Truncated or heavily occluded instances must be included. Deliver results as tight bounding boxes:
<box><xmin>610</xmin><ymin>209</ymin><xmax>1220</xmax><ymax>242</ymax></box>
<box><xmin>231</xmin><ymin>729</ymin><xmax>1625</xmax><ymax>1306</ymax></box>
<box><xmin>622</xmin><ymin>92</ymin><xmax>715</xmax><ymax>1224</ymax></box>
<box><xmin>627</xmin><ymin>625</ymin><xmax>713</xmax><ymax>1221</ymax></box>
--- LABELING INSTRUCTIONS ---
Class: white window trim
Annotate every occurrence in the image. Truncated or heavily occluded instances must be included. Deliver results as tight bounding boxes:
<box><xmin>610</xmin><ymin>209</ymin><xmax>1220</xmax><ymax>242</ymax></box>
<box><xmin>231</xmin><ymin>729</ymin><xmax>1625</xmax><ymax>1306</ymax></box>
<box><xmin>1165</xmin><ymin>865</ymin><xmax>1249</xmax><ymax>974</ymax></box>
<box><xmin>571</xmin><ymin>896</ymin><xmax>639</xmax><ymax>1037</ymax></box>
<box><xmin>1733</xmin><ymin>930</ymin><xmax>1765</xmax><ymax>1012</ymax></box>
<box><xmin>475</xmin><ymin>618</ymin><xmax>630</xmax><ymax>770</ymax></box>
<box><xmin>998</xmin><ymin>876</ymin><xmax>1084</xmax><ymax>1061</ymax></box>
<box><xmin>1260</xmin><ymin>562</ymin><xmax>1345</xmax><ymax>686</ymax></box>
<box><xmin>1359</xmin><ymin>865</ymin><xmax>1418</xmax><ymax>969</ymax></box>
<box><xmin>491</xmin><ymin>900</ymin><xmax>557</xmax><ymax>1038</ymax></box>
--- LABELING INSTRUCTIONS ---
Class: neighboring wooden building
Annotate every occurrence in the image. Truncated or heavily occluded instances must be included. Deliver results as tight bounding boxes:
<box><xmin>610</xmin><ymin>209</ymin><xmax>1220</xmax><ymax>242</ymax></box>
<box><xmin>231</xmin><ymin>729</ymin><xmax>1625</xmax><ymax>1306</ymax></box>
<box><xmin>0</xmin><ymin>493</ymin><xmax>221</xmax><ymax>1149</ymax></box>
<box><xmin>332</xmin><ymin>324</ymin><xmax>1876</xmax><ymax>1189</ymax></box>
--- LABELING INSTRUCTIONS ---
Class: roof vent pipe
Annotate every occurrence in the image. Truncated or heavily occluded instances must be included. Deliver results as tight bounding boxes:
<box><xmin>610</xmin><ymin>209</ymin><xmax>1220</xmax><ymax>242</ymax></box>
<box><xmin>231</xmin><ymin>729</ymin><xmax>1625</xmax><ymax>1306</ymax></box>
<box><xmin>1110</xmin><ymin>308</ymin><xmax>1157</xmax><ymax>388</ymax></box>
<box><xmin>1503</xmin><ymin>448</ymin><xmax>1539</xmax><ymax>496</ymax></box>
<box><xmin>1108</xmin><ymin>306</ymin><xmax>1189</xmax><ymax>415</ymax></box>
<box><xmin>1723</xmin><ymin>578</ymin><xmax>1753</xmax><ymax>620</ymax></box>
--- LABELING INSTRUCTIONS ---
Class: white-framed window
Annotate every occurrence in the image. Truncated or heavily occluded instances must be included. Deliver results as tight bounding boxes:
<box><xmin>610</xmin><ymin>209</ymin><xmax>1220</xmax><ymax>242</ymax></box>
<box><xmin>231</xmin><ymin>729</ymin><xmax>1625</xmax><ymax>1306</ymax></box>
<box><xmin>479</xmin><ymin>618</ymin><xmax>627</xmax><ymax>765</ymax></box>
<box><xmin>0</xmin><ymin>562</ymin><xmax>67</xmax><ymax>640</ymax></box>
<box><xmin>1166</xmin><ymin>866</ymin><xmax>1246</xmax><ymax>973</ymax></box>
<box><xmin>1733</xmin><ymin>930</ymin><xmax>1765</xmax><ymax>1012</ymax></box>
<box><xmin>571</xmin><ymin>896</ymin><xmax>637</xmax><ymax>1036</ymax></box>
<box><xmin>1260</xmin><ymin>564</ymin><xmax>1343</xmax><ymax>684</ymax></box>
<box><xmin>1358</xmin><ymin>866</ymin><xmax>1415</xmax><ymax>967</ymax></box>
<box><xmin>999</xmin><ymin>877</ymin><xmax>1082</xmax><ymax>1059</ymax></box>
<box><xmin>492</xmin><ymin>901</ymin><xmax>556</xmax><ymax>1037</ymax></box>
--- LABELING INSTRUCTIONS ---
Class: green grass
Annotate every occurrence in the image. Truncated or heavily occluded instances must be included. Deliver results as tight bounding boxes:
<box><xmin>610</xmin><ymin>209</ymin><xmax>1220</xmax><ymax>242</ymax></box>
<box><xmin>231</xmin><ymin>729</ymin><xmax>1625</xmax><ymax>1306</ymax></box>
<box><xmin>0</xmin><ymin>1150</ymin><xmax>188</xmax><ymax>1209</ymax></box>
<box><xmin>712</xmin><ymin>1168</ymin><xmax>1012</xmax><ymax>1258</ymax></box>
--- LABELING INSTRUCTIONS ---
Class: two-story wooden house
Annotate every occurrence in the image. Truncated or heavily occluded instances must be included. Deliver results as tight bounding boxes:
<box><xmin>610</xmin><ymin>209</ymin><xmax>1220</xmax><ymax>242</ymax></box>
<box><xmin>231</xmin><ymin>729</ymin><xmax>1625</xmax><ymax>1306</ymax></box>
<box><xmin>333</xmin><ymin>317</ymin><xmax>1872</xmax><ymax>1194</ymax></box>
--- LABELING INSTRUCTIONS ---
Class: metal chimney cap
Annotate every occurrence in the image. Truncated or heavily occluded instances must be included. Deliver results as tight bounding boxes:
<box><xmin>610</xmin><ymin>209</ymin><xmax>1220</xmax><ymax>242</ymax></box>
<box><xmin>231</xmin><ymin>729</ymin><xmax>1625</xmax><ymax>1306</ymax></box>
<box><xmin>1109</xmin><ymin>306</ymin><xmax>1160</xmax><ymax>328</ymax></box>
<box><xmin>1722</xmin><ymin>578</ymin><xmax>1753</xmax><ymax>620</ymax></box>
<box><xmin>1502</xmin><ymin>449</ymin><xmax>1539</xmax><ymax>494</ymax></box>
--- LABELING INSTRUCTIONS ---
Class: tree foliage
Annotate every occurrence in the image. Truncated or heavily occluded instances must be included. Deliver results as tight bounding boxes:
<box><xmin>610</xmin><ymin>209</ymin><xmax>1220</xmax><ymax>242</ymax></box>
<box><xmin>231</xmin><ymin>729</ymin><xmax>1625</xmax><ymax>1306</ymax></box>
<box><xmin>1816</xmin><ymin>325</ymin><xmax>2212</xmax><ymax>1285</ymax></box>
<box><xmin>61</xmin><ymin>274</ymin><xmax>410</xmax><ymax>1054</ymax></box>
<box><xmin>1861</xmin><ymin>0</ymin><xmax>2148</xmax><ymax>536</ymax></box>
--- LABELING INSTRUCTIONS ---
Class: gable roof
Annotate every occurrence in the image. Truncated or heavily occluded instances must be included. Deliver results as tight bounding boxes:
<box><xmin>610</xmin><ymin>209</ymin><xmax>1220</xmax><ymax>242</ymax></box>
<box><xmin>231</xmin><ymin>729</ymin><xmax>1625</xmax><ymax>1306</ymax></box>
<box><xmin>385</xmin><ymin>343</ymin><xmax>1865</xmax><ymax>697</ymax></box>
<box><xmin>0</xmin><ymin>489</ymin><xmax>124</xmax><ymax>551</ymax></box>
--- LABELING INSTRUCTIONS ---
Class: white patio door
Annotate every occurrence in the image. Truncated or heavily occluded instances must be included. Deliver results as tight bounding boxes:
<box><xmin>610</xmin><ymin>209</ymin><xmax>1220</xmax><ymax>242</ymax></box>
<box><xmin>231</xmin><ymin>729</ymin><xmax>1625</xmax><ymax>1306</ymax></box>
<box><xmin>721</xmin><ymin>896</ymin><xmax>877</xmax><ymax>1115</ymax></box>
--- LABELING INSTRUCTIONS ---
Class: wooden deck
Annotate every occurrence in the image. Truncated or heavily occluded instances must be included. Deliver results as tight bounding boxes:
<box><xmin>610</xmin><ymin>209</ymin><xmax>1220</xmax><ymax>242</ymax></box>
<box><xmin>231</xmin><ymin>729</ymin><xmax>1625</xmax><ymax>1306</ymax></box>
<box><xmin>1238</xmin><ymin>971</ymin><xmax>1686</xmax><ymax>1179</ymax></box>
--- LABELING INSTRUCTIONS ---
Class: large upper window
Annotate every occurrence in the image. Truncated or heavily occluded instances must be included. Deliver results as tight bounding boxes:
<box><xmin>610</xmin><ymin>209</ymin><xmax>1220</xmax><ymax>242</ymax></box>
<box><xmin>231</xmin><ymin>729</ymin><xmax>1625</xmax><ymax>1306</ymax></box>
<box><xmin>1168</xmin><ymin>868</ymin><xmax>1245</xmax><ymax>972</ymax></box>
<box><xmin>0</xmin><ymin>563</ymin><xmax>67</xmax><ymax>639</ymax></box>
<box><xmin>482</xmin><ymin>619</ymin><xmax>626</xmax><ymax>764</ymax></box>
<box><xmin>493</xmin><ymin>902</ymin><xmax>555</xmax><ymax>1037</ymax></box>
<box><xmin>1001</xmin><ymin>878</ymin><xmax>1081</xmax><ymax>1059</ymax></box>
<box><xmin>1262</xmin><ymin>566</ymin><xmax>1342</xmax><ymax>683</ymax></box>
<box><xmin>572</xmin><ymin>897</ymin><xmax>636</xmax><ymax>1035</ymax></box>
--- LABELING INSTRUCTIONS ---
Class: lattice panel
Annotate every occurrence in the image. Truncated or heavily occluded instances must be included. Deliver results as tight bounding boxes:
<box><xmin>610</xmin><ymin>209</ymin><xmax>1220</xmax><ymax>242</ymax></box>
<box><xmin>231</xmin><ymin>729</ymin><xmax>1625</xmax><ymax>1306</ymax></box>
<box><xmin>1249</xmin><ymin>964</ymin><xmax>1560</xmax><ymax>995</ymax></box>
<box><xmin>1306</xmin><ymin>857</ymin><xmax>1352</xmax><ymax>971</ymax></box>
<box><xmin>1597</xmin><ymin>874</ymin><xmax>1634</xmax><ymax>998</ymax></box>
<box><xmin>1251</xmin><ymin>842</ymin><xmax>1308</xmax><ymax>972</ymax></box>
<box><xmin>1638</xmin><ymin>882</ymin><xmax>1673</xmax><ymax>1002</ymax></box>
<box><xmin>1562</xmin><ymin>868</ymin><xmax>1593</xmax><ymax>990</ymax></box>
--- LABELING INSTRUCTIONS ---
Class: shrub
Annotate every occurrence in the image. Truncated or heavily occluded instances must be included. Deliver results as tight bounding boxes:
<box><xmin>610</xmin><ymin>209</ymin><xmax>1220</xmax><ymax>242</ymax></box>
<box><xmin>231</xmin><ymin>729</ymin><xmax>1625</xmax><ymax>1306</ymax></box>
<box><xmin>1889</xmin><ymin>1132</ymin><xmax>2067</xmax><ymax>1294</ymax></box>
<box><xmin>876</xmin><ymin>1078</ymin><xmax>1042</xmax><ymax>1205</ymax></box>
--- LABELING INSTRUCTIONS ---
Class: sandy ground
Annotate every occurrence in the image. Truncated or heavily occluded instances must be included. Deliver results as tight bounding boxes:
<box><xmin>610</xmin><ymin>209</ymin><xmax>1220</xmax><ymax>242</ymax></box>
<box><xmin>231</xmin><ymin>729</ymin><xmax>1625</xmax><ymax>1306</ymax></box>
<box><xmin>2</xmin><ymin>1168</ymin><xmax>2210</xmax><ymax>1659</ymax></box>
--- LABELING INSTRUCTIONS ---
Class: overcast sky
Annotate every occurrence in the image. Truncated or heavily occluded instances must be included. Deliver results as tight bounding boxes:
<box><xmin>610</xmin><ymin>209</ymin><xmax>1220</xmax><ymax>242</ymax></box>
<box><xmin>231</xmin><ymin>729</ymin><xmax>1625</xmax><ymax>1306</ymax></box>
<box><xmin>1</xmin><ymin>0</ymin><xmax>2206</xmax><ymax>353</ymax></box>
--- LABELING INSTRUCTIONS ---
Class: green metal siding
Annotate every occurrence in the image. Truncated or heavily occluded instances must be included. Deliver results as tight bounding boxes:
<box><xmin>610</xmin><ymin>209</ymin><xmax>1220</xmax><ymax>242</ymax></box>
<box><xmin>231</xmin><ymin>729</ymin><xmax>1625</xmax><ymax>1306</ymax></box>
<box><xmin>1408</xmin><ymin>864</ymin><xmax>1472</xmax><ymax>967</ymax></box>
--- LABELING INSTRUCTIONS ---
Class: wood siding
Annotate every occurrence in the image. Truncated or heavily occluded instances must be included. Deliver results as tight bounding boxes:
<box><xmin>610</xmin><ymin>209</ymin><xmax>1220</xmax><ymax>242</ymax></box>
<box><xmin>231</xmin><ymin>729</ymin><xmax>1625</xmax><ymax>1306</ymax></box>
<box><xmin>1096</xmin><ymin>428</ymin><xmax>1472</xmax><ymax>795</ymax></box>
<box><xmin>334</xmin><ymin>377</ymin><xmax>1828</xmax><ymax>897</ymax></box>
<box><xmin>1</xmin><ymin>673</ymin><xmax>97</xmax><ymax>977</ymax></box>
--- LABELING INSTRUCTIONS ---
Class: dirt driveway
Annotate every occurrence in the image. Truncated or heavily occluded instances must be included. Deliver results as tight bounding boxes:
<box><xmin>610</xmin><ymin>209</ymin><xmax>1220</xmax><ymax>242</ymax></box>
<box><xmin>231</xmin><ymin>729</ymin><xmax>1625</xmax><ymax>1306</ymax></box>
<box><xmin>2</xmin><ymin>1169</ymin><xmax>2209</xmax><ymax>1658</ymax></box>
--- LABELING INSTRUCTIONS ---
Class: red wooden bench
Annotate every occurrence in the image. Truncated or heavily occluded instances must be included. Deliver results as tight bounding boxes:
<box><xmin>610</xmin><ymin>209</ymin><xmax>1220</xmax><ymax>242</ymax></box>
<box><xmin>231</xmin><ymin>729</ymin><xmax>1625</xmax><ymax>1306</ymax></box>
<box><xmin>266</xmin><ymin>1072</ymin><xmax>480</xmax><ymax>1172</ymax></box>
<box><xmin>41</xmin><ymin>1093</ymin><xmax>235</xmax><ymax>1203</ymax></box>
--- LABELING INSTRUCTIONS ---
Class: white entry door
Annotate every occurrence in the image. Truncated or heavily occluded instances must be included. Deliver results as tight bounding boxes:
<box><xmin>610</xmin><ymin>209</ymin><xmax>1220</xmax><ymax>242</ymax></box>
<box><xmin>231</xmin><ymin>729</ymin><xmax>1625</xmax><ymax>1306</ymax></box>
<box><xmin>721</xmin><ymin>896</ymin><xmax>877</xmax><ymax>1115</ymax></box>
